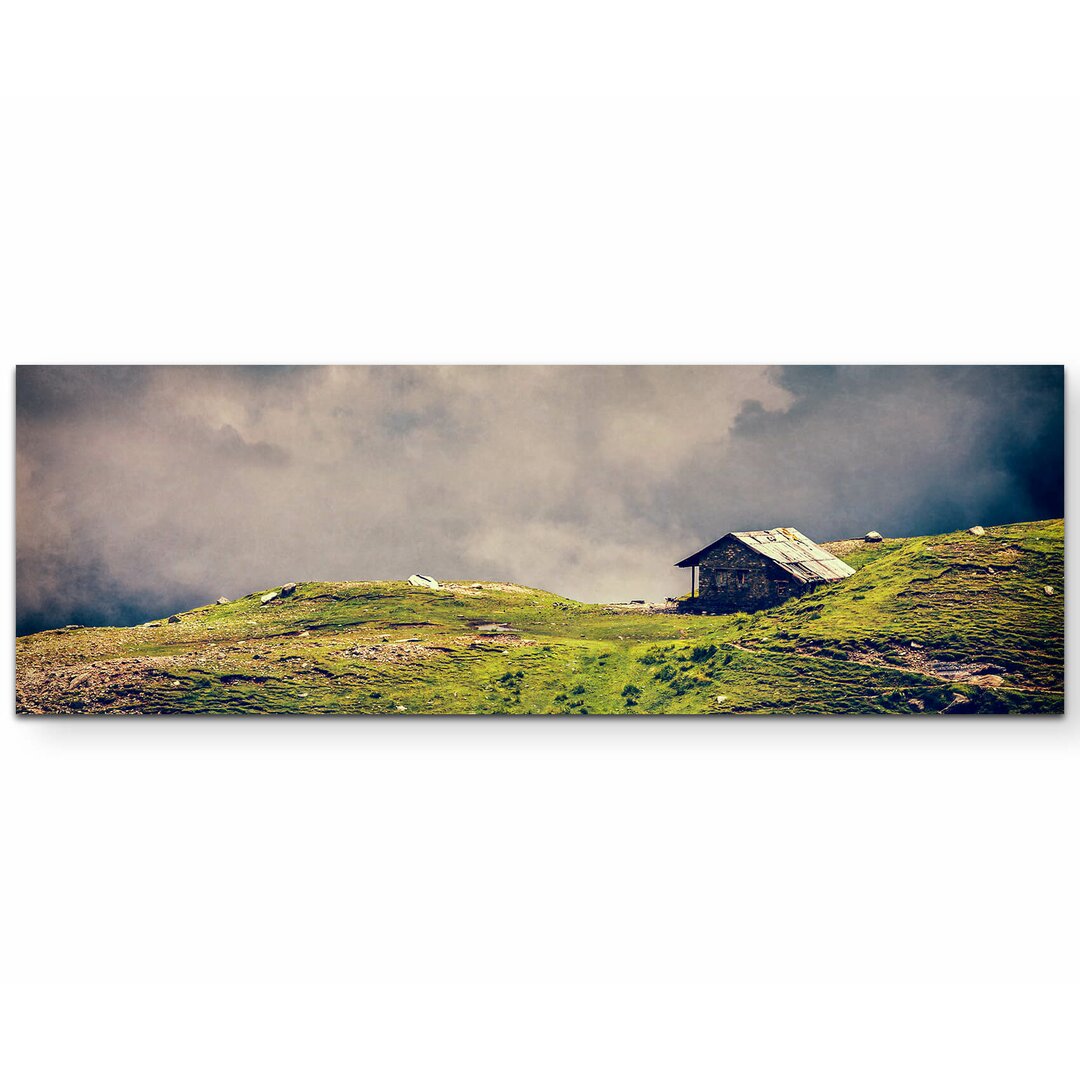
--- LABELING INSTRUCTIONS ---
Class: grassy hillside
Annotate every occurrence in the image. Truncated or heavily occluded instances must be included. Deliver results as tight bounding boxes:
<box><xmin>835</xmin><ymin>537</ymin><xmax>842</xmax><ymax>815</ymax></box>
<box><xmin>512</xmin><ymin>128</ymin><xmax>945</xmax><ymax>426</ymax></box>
<box><xmin>16</xmin><ymin>519</ymin><xmax>1063</xmax><ymax>715</ymax></box>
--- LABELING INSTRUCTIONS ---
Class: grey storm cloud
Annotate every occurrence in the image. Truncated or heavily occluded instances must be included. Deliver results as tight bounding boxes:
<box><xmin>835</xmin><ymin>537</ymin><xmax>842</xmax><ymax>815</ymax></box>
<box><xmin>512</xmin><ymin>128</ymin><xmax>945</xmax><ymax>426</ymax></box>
<box><xmin>15</xmin><ymin>364</ymin><xmax>1063</xmax><ymax>634</ymax></box>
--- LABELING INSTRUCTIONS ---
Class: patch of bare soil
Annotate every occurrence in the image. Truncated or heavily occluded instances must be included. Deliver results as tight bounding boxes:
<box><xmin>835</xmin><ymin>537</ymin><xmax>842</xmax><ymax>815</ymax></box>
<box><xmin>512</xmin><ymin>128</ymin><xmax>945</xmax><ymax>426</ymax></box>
<box><xmin>339</xmin><ymin>633</ymin><xmax>536</xmax><ymax>663</ymax></box>
<box><xmin>841</xmin><ymin>643</ymin><xmax>1008</xmax><ymax>687</ymax></box>
<box><xmin>602</xmin><ymin>603</ymin><xmax>678</xmax><ymax>614</ymax></box>
<box><xmin>927</xmin><ymin>541</ymin><xmax>1024</xmax><ymax>566</ymax></box>
<box><xmin>339</xmin><ymin>640</ymin><xmax>449</xmax><ymax>663</ymax></box>
<box><xmin>467</xmin><ymin>634</ymin><xmax>535</xmax><ymax>647</ymax></box>
<box><xmin>15</xmin><ymin>657</ymin><xmax>183</xmax><ymax>715</ymax></box>
<box><xmin>820</xmin><ymin>539</ymin><xmax>872</xmax><ymax>557</ymax></box>
<box><xmin>462</xmin><ymin>582</ymin><xmax>533</xmax><ymax>594</ymax></box>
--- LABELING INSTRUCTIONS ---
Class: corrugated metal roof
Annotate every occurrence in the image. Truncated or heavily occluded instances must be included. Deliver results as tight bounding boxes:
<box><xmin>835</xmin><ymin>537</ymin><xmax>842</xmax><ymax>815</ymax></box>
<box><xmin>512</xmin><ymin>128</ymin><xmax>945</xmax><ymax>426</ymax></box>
<box><xmin>675</xmin><ymin>527</ymin><xmax>856</xmax><ymax>583</ymax></box>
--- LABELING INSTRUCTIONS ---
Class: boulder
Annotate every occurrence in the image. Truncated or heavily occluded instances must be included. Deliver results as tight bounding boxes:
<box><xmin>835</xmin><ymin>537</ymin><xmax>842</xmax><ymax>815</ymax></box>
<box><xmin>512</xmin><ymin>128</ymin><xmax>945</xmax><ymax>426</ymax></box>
<box><xmin>216</xmin><ymin>596</ymin><xmax>230</xmax><ymax>605</ymax></box>
<box><xmin>1044</xmin><ymin>585</ymin><xmax>1055</xmax><ymax>595</ymax></box>
<box><xmin>864</xmin><ymin>530</ymin><xmax>883</xmax><ymax>542</ymax></box>
<box><xmin>408</xmin><ymin>574</ymin><xmax>440</xmax><ymax>589</ymax></box>
<box><xmin>167</xmin><ymin>614</ymin><xmax>181</xmax><ymax>623</ymax></box>
<box><xmin>968</xmin><ymin>525</ymin><xmax>986</xmax><ymax>536</ymax></box>
<box><xmin>260</xmin><ymin>592</ymin><xmax>279</xmax><ymax>605</ymax></box>
<box><xmin>280</xmin><ymin>582</ymin><xmax>298</xmax><ymax>597</ymax></box>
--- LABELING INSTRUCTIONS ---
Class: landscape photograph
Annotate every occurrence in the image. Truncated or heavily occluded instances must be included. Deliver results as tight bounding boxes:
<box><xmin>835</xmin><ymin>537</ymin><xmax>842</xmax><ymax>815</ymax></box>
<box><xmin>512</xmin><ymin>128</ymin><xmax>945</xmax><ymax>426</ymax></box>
<box><xmin>16</xmin><ymin>363</ymin><xmax>1064</xmax><ymax>716</ymax></box>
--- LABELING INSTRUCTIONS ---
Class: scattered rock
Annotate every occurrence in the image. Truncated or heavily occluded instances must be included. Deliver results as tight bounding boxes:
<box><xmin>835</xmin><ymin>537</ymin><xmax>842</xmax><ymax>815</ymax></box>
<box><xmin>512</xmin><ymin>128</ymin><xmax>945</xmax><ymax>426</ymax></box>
<box><xmin>470</xmin><ymin>583</ymin><xmax>484</xmax><ymax>589</ymax></box>
<box><xmin>906</xmin><ymin>698</ymin><xmax>925</xmax><ymax>711</ymax></box>
<box><xmin>909</xmin><ymin>641</ymin><xmax>923</xmax><ymax>649</ymax></box>
<box><xmin>280</xmin><ymin>582</ymin><xmax>298</xmax><ymax>597</ymax></box>
<box><xmin>395</xmin><ymin>704</ymin><xmax>406</xmax><ymax>711</ymax></box>
<box><xmin>167</xmin><ymin>614</ymin><xmax>182</xmax><ymax>623</ymax></box>
<box><xmin>969</xmin><ymin>674</ymin><xmax>1004</xmax><ymax>688</ymax></box>
<box><xmin>260</xmin><ymin>592</ymin><xmax>278</xmax><ymax>605</ymax></box>
<box><xmin>408</xmin><ymin>574</ymin><xmax>440</xmax><ymax>589</ymax></box>
<box><xmin>171</xmin><ymin>680</ymin><xmax>181</xmax><ymax>688</ymax></box>
<box><xmin>1044</xmin><ymin>585</ymin><xmax>1055</xmax><ymax>595</ymax></box>
<box><xmin>299</xmin><ymin>630</ymin><xmax>310</xmax><ymax>638</ymax></box>
<box><xmin>216</xmin><ymin>596</ymin><xmax>230</xmax><ymax>604</ymax></box>
<box><xmin>63</xmin><ymin>624</ymin><xmax>84</xmax><ymax>630</ymax></box>
<box><xmin>968</xmin><ymin>526</ymin><xmax>986</xmax><ymax>536</ymax></box>
<box><xmin>69</xmin><ymin>673</ymin><xmax>92</xmax><ymax>689</ymax></box>
<box><xmin>986</xmin><ymin>567</ymin><xmax>995</xmax><ymax>575</ymax></box>
<box><xmin>142</xmin><ymin>621</ymin><xmax>161</xmax><ymax>628</ymax></box>
<box><xmin>715</xmin><ymin>694</ymin><xmax>728</xmax><ymax>705</ymax></box>
<box><xmin>864</xmin><ymin>531</ymin><xmax>883</xmax><ymax>542</ymax></box>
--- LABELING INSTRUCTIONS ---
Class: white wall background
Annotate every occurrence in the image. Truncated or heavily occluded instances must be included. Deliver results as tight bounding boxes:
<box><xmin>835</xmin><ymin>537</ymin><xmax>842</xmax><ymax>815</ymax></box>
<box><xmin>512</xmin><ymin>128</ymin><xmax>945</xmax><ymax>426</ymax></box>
<box><xmin>1</xmin><ymin>5</ymin><xmax>1077</xmax><ymax>1077</ymax></box>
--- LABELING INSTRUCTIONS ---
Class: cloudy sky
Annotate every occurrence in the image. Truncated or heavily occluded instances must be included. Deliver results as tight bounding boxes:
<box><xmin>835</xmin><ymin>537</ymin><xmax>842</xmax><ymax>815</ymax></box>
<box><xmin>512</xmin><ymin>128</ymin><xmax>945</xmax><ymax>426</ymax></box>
<box><xmin>16</xmin><ymin>364</ymin><xmax>1063</xmax><ymax>634</ymax></box>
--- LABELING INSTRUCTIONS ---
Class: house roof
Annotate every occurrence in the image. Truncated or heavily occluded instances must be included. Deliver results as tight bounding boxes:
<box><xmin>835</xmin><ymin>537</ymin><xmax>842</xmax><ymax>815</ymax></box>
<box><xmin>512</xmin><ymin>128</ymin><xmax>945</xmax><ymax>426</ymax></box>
<box><xmin>675</xmin><ymin>527</ymin><xmax>856</xmax><ymax>584</ymax></box>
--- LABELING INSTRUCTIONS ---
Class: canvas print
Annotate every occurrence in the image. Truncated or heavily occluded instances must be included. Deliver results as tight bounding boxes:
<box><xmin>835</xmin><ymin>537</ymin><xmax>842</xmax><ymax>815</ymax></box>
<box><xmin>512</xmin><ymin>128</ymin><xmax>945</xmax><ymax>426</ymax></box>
<box><xmin>16</xmin><ymin>365</ymin><xmax>1063</xmax><ymax>716</ymax></box>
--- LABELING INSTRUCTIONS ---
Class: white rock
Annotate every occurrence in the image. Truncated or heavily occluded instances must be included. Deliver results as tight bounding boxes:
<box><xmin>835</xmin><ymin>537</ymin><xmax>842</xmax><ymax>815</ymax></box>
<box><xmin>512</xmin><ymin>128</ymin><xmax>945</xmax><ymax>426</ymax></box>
<box><xmin>408</xmin><ymin>574</ymin><xmax>440</xmax><ymax>589</ymax></box>
<box><xmin>260</xmin><ymin>592</ymin><xmax>278</xmax><ymax>605</ymax></box>
<box><xmin>1044</xmin><ymin>585</ymin><xmax>1055</xmax><ymax>595</ymax></box>
<box><xmin>968</xmin><ymin>525</ymin><xmax>986</xmax><ymax>536</ymax></box>
<box><xmin>216</xmin><ymin>596</ymin><xmax>230</xmax><ymax>604</ymax></box>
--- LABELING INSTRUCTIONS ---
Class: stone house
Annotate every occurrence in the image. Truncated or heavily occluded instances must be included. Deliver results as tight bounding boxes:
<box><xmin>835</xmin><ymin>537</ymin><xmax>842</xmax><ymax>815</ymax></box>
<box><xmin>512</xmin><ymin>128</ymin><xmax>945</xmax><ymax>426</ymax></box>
<box><xmin>675</xmin><ymin>527</ymin><xmax>856</xmax><ymax>613</ymax></box>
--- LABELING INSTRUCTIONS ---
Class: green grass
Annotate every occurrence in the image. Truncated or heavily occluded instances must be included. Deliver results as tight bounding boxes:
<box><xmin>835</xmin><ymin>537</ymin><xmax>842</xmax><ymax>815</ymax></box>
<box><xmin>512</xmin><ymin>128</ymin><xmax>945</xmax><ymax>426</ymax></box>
<box><xmin>16</xmin><ymin>520</ymin><xmax>1064</xmax><ymax>715</ymax></box>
